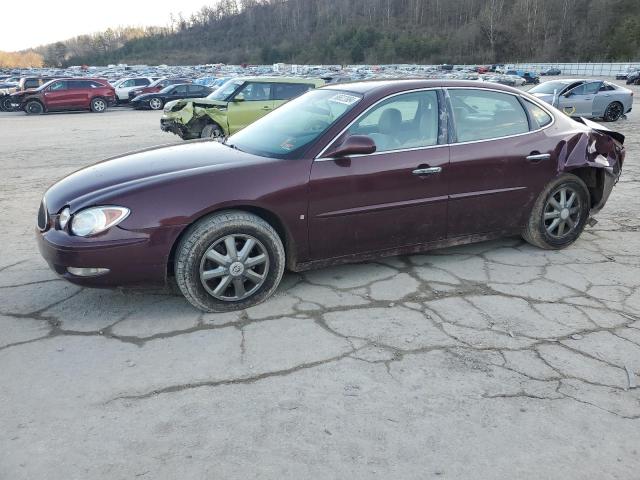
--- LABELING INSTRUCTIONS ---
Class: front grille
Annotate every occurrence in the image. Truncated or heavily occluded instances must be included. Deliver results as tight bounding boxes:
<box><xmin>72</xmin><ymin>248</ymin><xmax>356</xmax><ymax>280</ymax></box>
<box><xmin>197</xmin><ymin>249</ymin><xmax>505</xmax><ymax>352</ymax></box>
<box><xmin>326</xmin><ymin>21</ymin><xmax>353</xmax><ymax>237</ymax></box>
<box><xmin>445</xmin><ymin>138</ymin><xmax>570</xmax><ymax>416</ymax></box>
<box><xmin>37</xmin><ymin>199</ymin><xmax>48</xmax><ymax>231</ymax></box>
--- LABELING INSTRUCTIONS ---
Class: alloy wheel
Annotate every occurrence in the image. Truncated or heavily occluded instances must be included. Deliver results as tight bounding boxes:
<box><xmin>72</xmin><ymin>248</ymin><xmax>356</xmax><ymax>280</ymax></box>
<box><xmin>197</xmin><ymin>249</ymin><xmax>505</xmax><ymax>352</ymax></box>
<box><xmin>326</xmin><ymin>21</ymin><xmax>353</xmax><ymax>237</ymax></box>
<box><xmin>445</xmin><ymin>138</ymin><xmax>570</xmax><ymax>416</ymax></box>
<box><xmin>149</xmin><ymin>98</ymin><xmax>162</xmax><ymax>110</ymax></box>
<box><xmin>199</xmin><ymin>234</ymin><xmax>269</xmax><ymax>301</ymax></box>
<box><xmin>543</xmin><ymin>186</ymin><xmax>581</xmax><ymax>238</ymax></box>
<box><xmin>604</xmin><ymin>102</ymin><xmax>623</xmax><ymax>121</ymax></box>
<box><xmin>93</xmin><ymin>99</ymin><xmax>106</xmax><ymax>112</ymax></box>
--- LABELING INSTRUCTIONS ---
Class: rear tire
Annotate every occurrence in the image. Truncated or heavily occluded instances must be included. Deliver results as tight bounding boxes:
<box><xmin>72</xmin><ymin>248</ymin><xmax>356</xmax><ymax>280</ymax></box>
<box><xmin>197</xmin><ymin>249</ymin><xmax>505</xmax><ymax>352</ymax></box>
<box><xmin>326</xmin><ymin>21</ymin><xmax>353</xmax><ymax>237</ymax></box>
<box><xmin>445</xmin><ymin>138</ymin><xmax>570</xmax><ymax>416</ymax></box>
<box><xmin>90</xmin><ymin>97</ymin><xmax>107</xmax><ymax>113</ymax></box>
<box><xmin>200</xmin><ymin>123</ymin><xmax>225</xmax><ymax>142</ymax></box>
<box><xmin>603</xmin><ymin>101</ymin><xmax>623</xmax><ymax>122</ymax></box>
<box><xmin>522</xmin><ymin>174</ymin><xmax>590</xmax><ymax>250</ymax></box>
<box><xmin>174</xmin><ymin>210</ymin><xmax>285</xmax><ymax>312</ymax></box>
<box><xmin>25</xmin><ymin>101</ymin><xmax>43</xmax><ymax>115</ymax></box>
<box><xmin>149</xmin><ymin>97</ymin><xmax>164</xmax><ymax>110</ymax></box>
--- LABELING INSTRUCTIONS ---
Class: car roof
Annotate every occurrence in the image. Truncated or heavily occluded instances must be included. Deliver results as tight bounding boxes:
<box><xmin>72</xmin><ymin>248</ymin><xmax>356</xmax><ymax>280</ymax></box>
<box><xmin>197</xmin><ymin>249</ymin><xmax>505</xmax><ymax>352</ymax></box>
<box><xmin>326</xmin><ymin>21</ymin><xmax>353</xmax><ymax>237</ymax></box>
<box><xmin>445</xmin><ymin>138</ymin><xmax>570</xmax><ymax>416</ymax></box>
<box><xmin>236</xmin><ymin>76</ymin><xmax>324</xmax><ymax>86</ymax></box>
<box><xmin>321</xmin><ymin>79</ymin><xmax>524</xmax><ymax>96</ymax></box>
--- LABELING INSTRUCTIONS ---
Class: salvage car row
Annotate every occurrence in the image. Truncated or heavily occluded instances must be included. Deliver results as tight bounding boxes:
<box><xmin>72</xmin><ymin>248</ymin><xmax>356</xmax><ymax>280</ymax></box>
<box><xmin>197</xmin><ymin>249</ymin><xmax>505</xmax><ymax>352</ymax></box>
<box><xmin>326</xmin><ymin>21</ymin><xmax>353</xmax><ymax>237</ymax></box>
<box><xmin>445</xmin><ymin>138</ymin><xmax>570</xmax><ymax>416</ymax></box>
<box><xmin>1</xmin><ymin>73</ymin><xmax>633</xmax><ymax>143</ymax></box>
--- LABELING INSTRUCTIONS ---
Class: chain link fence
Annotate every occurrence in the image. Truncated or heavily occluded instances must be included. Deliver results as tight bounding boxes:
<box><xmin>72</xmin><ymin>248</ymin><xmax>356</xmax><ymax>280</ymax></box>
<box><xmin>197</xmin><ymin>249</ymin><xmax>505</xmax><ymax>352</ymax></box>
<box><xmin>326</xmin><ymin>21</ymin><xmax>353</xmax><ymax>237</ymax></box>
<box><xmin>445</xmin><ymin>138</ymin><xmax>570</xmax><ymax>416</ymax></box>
<box><xmin>503</xmin><ymin>63</ymin><xmax>639</xmax><ymax>76</ymax></box>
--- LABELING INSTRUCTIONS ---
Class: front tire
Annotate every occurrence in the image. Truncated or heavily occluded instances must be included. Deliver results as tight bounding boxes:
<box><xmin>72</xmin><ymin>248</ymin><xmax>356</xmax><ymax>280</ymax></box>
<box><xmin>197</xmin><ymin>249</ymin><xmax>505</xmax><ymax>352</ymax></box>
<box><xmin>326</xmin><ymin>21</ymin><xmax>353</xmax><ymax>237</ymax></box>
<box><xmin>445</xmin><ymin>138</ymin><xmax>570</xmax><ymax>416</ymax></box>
<box><xmin>522</xmin><ymin>174</ymin><xmax>590</xmax><ymax>250</ymax></box>
<box><xmin>175</xmin><ymin>211</ymin><xmax>285</xmax><ymax>312</ymax></box>
<box><xmin>90</xmin><ymin>97</ymin><xmax>107</xmax><ymax>113</ymax></box>
<box><xmin>603</xmin><ymin>101</ymin><xmax>623</xmax><ymax>122</ymax></box>
<box><xmin>25</xmin><ymin>101</ymin><xmax>43</xmax><ymax>115</ymax></box>
<box><xmin>200</xmin><ymin>123</ymin><xmax>225</xmax><ymax>142</ymax></box>
<box><xmin>0</xmin><ymin>96</ymin><xmax>12</xmax><ymax>111</ymax></box>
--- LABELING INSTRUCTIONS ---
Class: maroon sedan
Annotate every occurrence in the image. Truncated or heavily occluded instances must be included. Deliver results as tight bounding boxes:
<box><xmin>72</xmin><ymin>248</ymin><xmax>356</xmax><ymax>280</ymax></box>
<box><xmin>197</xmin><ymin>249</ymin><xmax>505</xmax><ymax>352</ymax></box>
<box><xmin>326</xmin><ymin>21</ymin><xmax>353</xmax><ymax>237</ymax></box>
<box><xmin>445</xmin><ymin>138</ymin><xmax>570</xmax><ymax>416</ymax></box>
<box><xmin>36</xmin><ymin>80</ymin><xmax>624</xmax><ymax>312</ymax></box>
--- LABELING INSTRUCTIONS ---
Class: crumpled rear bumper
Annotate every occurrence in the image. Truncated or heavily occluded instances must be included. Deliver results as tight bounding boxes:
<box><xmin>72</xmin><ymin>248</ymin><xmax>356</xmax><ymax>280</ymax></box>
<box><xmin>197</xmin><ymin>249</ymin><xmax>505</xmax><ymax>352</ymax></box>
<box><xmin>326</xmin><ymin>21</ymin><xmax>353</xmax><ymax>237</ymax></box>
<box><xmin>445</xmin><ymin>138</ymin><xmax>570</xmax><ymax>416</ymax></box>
<box><xmin>560</xmin><ymin>117</ymin><xmax>625</xmax><ymax>214</ymax></box>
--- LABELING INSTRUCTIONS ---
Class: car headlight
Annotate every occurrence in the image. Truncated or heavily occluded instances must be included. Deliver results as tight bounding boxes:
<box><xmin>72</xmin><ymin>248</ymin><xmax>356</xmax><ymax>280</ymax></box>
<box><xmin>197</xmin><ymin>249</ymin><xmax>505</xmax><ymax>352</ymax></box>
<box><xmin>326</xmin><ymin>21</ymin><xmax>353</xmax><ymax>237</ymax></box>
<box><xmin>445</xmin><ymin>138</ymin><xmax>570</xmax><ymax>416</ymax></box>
<box><xmin>70</xmin><ymin>206</ymin><xmax>130</xmax><ymax>237</ymax></box>
<box><xmin>58</xmin><ymin>207</ymin><xmax>71</xmax><ymax>229</ymax></box>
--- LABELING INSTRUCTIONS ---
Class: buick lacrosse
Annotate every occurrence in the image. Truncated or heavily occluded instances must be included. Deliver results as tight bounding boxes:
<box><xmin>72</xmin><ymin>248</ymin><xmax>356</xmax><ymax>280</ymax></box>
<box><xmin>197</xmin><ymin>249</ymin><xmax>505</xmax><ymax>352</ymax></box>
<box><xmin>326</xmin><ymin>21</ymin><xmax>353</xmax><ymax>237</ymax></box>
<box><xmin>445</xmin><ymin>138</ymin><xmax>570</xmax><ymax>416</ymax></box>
<box><xmin>36</xmin><ymin>80</ymin><xmax>624</xmax><ymax>312</ymax></box>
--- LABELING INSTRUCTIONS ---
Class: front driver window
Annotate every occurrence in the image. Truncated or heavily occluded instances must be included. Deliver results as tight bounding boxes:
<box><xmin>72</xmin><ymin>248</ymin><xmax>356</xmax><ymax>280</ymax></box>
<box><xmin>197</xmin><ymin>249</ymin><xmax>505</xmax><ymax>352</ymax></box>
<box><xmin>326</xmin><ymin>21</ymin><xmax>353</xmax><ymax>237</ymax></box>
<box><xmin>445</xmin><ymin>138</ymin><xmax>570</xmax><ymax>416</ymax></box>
<box><xmin>50</xmin><ymin>81</ymin><xmax>66</xmax><ymax>91</ymax></box>
<box><xmin>345</xmin><ymin>90</ymin><xmax>439</xmax><ymax>153</ymax></box>
<box><xmin>568</xmin><ymin>82</ymin><xmax>601</xmax><ymax>96</ymax></box>
<box><xmin>236</xmin><ymin>82</ymin><xmax>271</xmax><ymax>101</ymax></box>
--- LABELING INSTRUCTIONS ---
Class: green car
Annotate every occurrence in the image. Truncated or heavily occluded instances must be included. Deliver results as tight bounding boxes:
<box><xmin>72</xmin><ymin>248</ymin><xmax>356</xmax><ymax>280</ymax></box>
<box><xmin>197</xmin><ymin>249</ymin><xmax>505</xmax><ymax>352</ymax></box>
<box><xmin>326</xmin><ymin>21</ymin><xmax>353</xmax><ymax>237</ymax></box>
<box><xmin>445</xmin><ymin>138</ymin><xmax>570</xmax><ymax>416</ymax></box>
<box><xmin>160</xmin><ymin>76</ymin><xmax>325</xmax><ymax>140</ymax></box>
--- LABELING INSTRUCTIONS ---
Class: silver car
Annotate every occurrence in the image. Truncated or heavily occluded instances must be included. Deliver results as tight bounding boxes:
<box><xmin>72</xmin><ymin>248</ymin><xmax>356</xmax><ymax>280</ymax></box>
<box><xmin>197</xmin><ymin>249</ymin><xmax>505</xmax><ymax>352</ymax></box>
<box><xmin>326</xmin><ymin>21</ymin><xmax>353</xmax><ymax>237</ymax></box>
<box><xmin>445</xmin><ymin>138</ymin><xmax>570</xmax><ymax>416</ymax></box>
<box><xmin>528</xmin><ymin>79</ymin><xmax>632</xmax><ymax>121</ymax></box>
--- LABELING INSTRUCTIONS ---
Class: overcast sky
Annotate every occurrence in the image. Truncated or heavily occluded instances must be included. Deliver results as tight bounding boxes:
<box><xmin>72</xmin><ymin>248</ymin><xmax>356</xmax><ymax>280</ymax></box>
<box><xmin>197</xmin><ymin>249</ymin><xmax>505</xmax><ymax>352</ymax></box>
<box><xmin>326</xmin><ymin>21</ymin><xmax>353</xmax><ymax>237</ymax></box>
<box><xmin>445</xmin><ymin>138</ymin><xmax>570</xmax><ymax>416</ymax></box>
<box><xmin>0</xmin><ymin>0</ymin><xmax>209</xmax><ymax>51</ymax></box>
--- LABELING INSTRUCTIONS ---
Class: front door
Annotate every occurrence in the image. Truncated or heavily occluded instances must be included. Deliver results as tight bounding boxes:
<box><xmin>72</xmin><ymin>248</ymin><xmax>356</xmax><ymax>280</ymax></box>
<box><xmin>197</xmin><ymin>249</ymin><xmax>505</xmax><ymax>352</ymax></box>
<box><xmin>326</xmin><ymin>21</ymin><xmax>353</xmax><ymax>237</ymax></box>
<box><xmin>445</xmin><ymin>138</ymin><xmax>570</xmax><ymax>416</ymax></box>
<box><xmin>557</xmin><ymin>81</ymin><xmax>601</xmax><ymax>117</ymax></box>
<box><xmin>43</xmin><ymin>80</ymin><xmax>74</xmax><ymax>110</ymax></box>
<box><xmin>446</xmin><ymin>88</ymin><xmax>558</xmax><ymax>237</ymax></box>
<box><xmin>308</xmin><ymin>89</ymin><xmax>449</xmax><ymax>260</ymax></box>
<box><xmin>227</xmin><ymin>82</ymin><xmax>274</xmax><ymax>134</ymax></box>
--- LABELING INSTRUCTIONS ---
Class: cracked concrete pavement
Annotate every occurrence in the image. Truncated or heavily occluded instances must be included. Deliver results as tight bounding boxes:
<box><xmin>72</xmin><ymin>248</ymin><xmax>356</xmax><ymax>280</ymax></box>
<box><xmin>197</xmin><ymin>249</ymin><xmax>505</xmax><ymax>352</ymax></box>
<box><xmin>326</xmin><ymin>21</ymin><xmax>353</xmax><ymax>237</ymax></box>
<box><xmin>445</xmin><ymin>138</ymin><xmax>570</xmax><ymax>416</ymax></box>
<box><xmin>1</xmin><ymin>82</ymin><xmax>640</xmax><ymax>479</ymax></box>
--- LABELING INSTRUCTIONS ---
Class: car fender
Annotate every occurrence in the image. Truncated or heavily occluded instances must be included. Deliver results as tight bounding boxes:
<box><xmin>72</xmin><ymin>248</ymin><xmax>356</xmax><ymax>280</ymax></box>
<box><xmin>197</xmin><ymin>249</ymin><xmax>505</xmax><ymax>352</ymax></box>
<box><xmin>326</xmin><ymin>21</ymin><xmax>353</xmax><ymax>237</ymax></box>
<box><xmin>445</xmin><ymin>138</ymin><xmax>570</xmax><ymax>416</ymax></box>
<box><xmin>193</xmin><ymin>105</ymin><xmax>230</xmax><ymax>135</ymax></box>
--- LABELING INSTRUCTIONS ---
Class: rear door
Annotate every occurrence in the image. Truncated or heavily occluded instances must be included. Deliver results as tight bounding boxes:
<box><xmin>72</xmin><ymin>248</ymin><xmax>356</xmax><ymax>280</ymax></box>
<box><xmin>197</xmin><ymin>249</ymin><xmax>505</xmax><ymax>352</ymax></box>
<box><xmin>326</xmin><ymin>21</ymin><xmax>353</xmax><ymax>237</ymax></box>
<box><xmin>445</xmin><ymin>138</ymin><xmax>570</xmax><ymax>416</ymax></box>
<box><xmin>558</xmin><ymin>81</ymin><xmax>601</xmax><ymax>116</ymax></box>
<box><xmin>68</xmin><ymin>80</ymin><xmax>92</xmax><ymax>108</ymax></box>
<box><xmin>446</xmin><ymin>88</ymin><xmax>558</xmax><ymax>236</ymax></box>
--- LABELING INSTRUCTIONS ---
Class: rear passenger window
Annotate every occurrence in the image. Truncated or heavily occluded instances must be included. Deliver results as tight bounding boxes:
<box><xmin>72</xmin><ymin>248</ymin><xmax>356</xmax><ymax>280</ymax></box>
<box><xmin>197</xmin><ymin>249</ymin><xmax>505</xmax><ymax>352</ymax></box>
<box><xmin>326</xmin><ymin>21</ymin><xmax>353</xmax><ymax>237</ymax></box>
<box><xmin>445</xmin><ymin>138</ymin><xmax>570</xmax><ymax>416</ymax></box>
<box><xmin>272</xmin><ymin>83</ymin><xmax>312</xmax><ymax>100</ymax></box>
<box><xmin>134</xmin><ymin>79</ymin><xmax>150</xmax><ymax>86</ymax></box>
<box><xmin>449</xmin><ymin>89</ymin><xmax>529</xmax><ymax>142</ymax></box>
<box><xmin>524</xmin><ymin>99</ymin><xmax>552</xmax><ymax>129</ymax></box>
<box><xmin>68</xmin><ymin>80</ymin><xmax>90</xmax><ymax>89</ymax></box>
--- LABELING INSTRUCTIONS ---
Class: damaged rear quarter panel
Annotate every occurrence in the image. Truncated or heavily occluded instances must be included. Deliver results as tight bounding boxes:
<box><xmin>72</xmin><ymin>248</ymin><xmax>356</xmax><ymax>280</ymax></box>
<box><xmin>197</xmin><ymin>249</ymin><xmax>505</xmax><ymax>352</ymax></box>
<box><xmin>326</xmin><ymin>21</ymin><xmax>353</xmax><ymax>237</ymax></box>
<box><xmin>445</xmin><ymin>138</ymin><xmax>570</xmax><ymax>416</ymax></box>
<box><xmin>557</xmin><ymin>117</ymin><xmax>624</xmax><ymax>212</ymax></box>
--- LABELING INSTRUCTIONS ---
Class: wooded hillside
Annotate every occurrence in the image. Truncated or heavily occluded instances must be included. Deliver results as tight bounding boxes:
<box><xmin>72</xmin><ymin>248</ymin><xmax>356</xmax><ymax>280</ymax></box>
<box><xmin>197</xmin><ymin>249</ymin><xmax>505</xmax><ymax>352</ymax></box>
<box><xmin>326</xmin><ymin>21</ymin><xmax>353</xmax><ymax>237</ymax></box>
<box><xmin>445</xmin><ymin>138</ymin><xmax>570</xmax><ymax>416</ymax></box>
<box><xmin>41</xmin><ymin>0</ymin><xmax>640</xmax><ymax>66</ymax></box>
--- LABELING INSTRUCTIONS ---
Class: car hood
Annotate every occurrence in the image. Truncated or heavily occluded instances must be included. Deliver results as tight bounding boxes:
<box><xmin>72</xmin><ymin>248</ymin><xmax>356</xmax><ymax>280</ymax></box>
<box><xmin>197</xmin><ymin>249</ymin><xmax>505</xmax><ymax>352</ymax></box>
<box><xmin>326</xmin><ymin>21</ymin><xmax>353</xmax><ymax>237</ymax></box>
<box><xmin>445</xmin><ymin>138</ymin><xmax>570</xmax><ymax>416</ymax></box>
<box><xmin>44</xmin><ymin>141</ymin><xmax>263</xmax><ymax>213</ymax></box>
<box><xmin>165</xmin><ymin>97</ymin><xmax>227</xmax><ymax>112</ymax></box>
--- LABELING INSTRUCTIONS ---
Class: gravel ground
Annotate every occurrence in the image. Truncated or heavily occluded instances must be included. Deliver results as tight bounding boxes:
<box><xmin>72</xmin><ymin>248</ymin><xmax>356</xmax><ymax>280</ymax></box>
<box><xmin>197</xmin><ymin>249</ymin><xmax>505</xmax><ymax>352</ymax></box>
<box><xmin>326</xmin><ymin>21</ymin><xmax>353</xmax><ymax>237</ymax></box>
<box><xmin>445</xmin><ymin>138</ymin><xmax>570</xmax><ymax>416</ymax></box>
<box><xmin>1</xmin><ymin>81</ymin><xmax>639</xmax><ymax>479</ymax></box>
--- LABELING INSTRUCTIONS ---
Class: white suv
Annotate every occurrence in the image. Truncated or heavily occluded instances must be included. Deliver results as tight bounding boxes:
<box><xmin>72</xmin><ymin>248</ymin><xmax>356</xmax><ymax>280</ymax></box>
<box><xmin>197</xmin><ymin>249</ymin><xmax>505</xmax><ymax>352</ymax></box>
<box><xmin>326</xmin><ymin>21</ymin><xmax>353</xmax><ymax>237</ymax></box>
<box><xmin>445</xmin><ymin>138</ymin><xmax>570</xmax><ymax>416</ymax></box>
<box><xmin>112</xmin><ymin>77</ymin><xmax>157</xmax><ymax>102</ymax></box>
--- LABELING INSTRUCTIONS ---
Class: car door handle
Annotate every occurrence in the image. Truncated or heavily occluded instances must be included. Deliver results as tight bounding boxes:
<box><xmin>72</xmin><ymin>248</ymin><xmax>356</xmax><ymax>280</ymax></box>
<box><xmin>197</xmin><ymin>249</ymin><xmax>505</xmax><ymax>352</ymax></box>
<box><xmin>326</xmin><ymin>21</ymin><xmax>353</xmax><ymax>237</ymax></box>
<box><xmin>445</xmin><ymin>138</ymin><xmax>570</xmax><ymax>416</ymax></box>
<box><xmin>412</xmin><ymin>166</ymin><xmax>442</xmax><ymax>176</ymax></box>
<box><xmin>262</xmin><ymin>106</ymin><xmax>272</xmax><ymax>110</ymax></box>
<box><xmin>526</xmin><ymin>153</ymin><xmax>551</xmax><ymax>162</ymax></box>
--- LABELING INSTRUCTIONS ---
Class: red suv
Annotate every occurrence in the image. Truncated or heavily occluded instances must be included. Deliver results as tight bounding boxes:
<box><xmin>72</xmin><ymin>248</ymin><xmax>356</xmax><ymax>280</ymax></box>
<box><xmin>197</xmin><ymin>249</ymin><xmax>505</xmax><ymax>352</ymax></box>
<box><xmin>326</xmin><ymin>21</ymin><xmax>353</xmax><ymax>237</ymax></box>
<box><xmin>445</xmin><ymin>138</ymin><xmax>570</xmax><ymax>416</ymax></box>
<box><xmin>11</xmin><ymin>78</ymin><xmax>116</xmax><ymax>115</ymax></box>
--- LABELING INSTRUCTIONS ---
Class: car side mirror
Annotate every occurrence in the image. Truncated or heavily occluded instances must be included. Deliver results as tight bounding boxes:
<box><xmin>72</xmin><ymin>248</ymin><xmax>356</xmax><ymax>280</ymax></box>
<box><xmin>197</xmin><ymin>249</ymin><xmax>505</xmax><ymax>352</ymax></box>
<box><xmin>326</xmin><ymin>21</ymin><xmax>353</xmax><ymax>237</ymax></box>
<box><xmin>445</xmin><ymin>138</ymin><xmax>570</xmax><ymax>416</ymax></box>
<box><xmin>563</xmin><ymin>91</ymin><xmax>572</xmax><ymax>97</ymax></box>
<box><xmin>324</xmin><ymin>135</ymin><xmax>376</xmax><ymax>158</ymax></box>
<box><xmin>233</xmin><ymin>93</ymin><xmax>245</xmax><ymax>102</ymax></box>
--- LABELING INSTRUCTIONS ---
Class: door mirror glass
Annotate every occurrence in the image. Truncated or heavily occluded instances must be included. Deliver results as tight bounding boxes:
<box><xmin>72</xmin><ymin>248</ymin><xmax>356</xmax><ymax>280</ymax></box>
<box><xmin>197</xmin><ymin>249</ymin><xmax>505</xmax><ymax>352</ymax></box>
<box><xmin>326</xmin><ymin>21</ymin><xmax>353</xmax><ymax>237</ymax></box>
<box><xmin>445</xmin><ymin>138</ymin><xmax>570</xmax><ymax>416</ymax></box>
<box><xmin>325</xmin><ymin>135</ymin><xmax>376</xmax><ymax>158</ymax></box>
<box><xmin>233</xmin><ymin>93</ymin><xmax>245</xmax><ymax>102</ymax></box>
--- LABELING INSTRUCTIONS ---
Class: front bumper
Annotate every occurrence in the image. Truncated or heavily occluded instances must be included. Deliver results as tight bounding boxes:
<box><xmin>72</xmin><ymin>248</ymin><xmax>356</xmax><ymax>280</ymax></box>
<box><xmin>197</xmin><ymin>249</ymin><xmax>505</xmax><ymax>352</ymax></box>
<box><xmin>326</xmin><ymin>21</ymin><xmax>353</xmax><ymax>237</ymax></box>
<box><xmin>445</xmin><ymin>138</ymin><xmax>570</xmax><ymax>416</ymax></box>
<box><xmin>130</xmin><ymin>99</ymin><xmax>147</xmax><ymax>109</ymax></box>
<box><xmin>36</xmin><ymin>224</ymin><xmax>184</xmax><ymax>288</ymax></box>
<box><xmin>160</xmin><ymin>118</ymin><xmax>193</xmax><ymax>139</ymax></box>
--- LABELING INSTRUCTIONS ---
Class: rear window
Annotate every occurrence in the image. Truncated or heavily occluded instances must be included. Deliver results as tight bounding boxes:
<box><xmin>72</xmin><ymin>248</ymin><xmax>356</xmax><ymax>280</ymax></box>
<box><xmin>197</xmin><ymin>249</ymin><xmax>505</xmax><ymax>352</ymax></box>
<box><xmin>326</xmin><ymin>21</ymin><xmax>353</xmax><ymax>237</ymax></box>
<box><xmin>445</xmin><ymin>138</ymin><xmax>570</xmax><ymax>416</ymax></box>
<box><xmin>449</xmin><ymin>89</ymin><xmax>529</xmax><ymax>142</ymax></box>
<box><xmin>524</xmin><ymin>99</ymin><xmax>553</xmax><ymax>129</ymax></box>
<box><xmin>24</xmin><ymin>79</ymin><xmax>40</xmax><ymax>89</ymax></box>
<box><xmin>272</xmin><ymin>83</ymin><xmax>314</xmax><ymax>100</ymax></box>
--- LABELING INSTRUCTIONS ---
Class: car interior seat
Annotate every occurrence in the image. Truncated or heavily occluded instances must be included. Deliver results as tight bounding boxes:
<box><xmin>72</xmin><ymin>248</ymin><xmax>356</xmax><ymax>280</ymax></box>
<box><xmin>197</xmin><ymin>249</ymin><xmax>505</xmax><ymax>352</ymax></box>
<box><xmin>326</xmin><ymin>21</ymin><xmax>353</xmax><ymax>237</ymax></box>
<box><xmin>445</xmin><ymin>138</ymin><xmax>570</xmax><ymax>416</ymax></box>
<box><xmin>369</xmin><ymin>108</ymin><xmax>402</xmax><ymax>151</ymax></box>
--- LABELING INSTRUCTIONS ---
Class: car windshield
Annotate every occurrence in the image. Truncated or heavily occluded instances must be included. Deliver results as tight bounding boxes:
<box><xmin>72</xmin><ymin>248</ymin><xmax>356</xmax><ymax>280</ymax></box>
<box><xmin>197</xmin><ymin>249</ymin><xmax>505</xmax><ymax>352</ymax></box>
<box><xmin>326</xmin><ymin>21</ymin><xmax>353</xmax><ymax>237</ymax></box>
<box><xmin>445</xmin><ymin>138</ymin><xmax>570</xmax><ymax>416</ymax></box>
<box><xmin>228</xmin><ymin>89</ymin><xmax>363</xmax><ymax>159</ymax></box>
<box><xmin>529</xmin><ymin>81</ymin><xmax>574</xmax><ymax>94</ymax></box>
<box><xmin>207</xmin><ymin>79</ymin><xmax>244</xmax><ymax>101</ymax></box>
